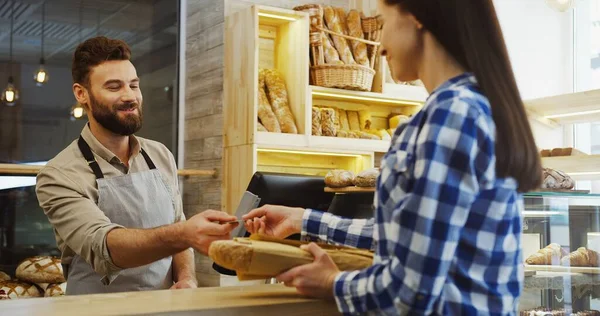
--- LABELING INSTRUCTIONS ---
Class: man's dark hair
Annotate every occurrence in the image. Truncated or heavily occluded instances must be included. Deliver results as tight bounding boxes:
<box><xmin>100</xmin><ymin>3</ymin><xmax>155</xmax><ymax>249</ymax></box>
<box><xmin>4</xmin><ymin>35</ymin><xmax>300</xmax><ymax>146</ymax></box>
<box><xmin>72</xmin><ymin>36</ymin><xmax>132</xmax><ymax>86</ymax></box>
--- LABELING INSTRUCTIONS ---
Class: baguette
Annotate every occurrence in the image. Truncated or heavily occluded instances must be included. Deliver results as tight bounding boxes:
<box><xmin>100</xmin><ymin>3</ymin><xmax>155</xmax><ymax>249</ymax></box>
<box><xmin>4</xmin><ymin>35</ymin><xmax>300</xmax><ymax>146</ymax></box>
<box><xmin>347</xmin><ymin>10</ymin><xmax>370</xmax><ymax>67</ymax></box>
<box><xmin>323</xmin><ymin>6</ymin><xmax>355</xmax><ymax>64</ymax></box>
<box><xmin>322</xmin><ymin>32</ymin><xmax>343</xmax><ymax>64</ymax></box>
<box><xmin>257</xmin><ymin>121</ymin><xmax>267</xmax><ymax>132</ymax></box>
<box><xmin>264</xmin><ymin>69</ymin><xmax>298</xmax><ymax>134</ymax></box>
<box><xmin>209</xmin><ymin>237</ymin><xmax>373</xmax><ymax>280</ymax></box>
<box><xmin>312</xmin><ymin>107</ymin><xmax>322</xmax><ymax>136</ymax></box>
<box><xmin>258</xmin><ymin>69</ymin><xmax>281</xmax><ymax>133</ymax></box>
<box><xmin>525</xmin><ymin>243</ymin><xmax>567</xmax><ymax>265</ymax></box>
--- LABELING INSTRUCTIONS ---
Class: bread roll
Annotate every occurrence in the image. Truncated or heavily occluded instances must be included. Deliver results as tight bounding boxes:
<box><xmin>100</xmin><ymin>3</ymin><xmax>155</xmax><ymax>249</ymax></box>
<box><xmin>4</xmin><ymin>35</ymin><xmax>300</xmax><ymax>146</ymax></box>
<box><xmin>325</xmin><ymin>169</ymin><xmax>355</xmax><ymax>188</ymax></box>
<box><xmin>541</xmin><ymin>168</ymin><xmax>575</xmax><ymax>190</ymax></box>
<box><xmin>320</xmin><ymin>108</ymin><xmax>337</xmax><ymax>137</ymax></box>
<box><xmin>312</xmin><ymin>107</ymin><xmax>322</xmax><ymax>136</ymax></box>
<box><xmin>0</xmin><ymin>271</ymin><xmax>10</xmax><ymax>282</ymax></box>
<box><xmin>323</xmin><ymin>6</ymin><xmax>355</xmax><ymax>64</ymax></box>
<box><xmin>550</xmin><ymin>148</ymin><xmax>564</xmax><ymax>157</ymax></box>
<box><xmin>347</xmin><ymin>111</ymin><xmax>361</xmax><ymax>131</ymax></box>
<box><xmin>354</xmin><ymin>168</ymin><xmax>379</xmax><ymax>187</ymax></box>
<box><xmin>389</xmin><ymin>114</ymin><xmax>410</xmax><ymax>129</ymax></box>
<box><xmin>540</xmin><ymin>149</ymin><xmax>551</xmax><ymax>157</ymax></box>
<box><xmin>358</xmin><ymin>110</ymin><xmax>372</xmax><ymax>130</ymax></box>
<box><xmin>338</xmin><ymin>109</ymin><xmax>350</xmax><ymax>130</ymax></box>
<box><xmin>208</xmin><ymin>236</ymin><xmax>373</xmax><ymax>280</ymax></box>
<box><xmin>0</xmin><ymin>281</ymin><xmax>41</xmax><ymax>299</ymax></box>
<box><xmin>264</xmin><ymin>69</ymin><xmax>298</xmax><ymax>134</ymax></box>
<box><xmin>45</xmin><ymin>283</ymin><xmax>67</xmax><ymax>297</ymax></box>
<box><xmin>347</xmin><ymin>10</ymin><xmax>369</xmax><ymax>67</ymax></box>
<box><xmin>16</xmin><ymin>256</ymin><xmax>65</xmax><ymax>284</ymax></box>
<box><xmin>525</xmin><ymin>243</ymin><xmax>567</xmax><ymax>265</ymax></box>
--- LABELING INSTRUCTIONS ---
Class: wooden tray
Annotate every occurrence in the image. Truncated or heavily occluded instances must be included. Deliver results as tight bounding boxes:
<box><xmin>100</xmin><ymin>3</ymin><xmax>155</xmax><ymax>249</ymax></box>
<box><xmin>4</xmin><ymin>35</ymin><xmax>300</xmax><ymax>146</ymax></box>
<box><xmin>524</xmin><ymin>264</ymin><xmax>600</xmax><ymax>274</ymax></box>
<box><xmin>324</xmin><ymin>186</ymin><xmax>376</xmax><ymax>193</ymax></box>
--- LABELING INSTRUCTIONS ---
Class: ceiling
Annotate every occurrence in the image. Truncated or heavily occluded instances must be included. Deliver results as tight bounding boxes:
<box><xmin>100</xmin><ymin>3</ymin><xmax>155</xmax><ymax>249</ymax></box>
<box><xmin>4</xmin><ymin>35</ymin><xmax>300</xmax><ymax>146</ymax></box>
<box><xmin>0</xmin><ymin>0</ymin><xmax>178</xmax><ymax>66</ymax></box>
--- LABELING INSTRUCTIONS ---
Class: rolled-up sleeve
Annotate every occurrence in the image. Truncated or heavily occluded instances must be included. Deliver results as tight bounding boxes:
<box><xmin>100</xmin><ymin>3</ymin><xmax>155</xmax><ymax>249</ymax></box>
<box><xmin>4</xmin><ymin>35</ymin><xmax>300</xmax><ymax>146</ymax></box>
<box><xmin>36</xmin><ymin>166</ymin><xmax>125</xmax><ymax>281</ymax></box>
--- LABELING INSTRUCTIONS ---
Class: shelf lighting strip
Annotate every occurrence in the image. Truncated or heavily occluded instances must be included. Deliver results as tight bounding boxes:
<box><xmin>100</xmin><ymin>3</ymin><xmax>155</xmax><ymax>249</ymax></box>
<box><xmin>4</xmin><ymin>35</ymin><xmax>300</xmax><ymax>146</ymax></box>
<box><xmin>311</xmin><ymin>91</ymin><xmax>423</xmax><ymax>106</ymax></box>
<box><xmin>521</xmin><ymin>211</ymin><xmax>562</xmax><ymax>217</ymax></box>
<box><xmin>257</xmin><ymin>148</ymin><xmax>363</xmax><ymax>158</ymax></box>
<box><xmin>257</xmin><ymin>12</ymin><xmax>297</xmax><ymax>21</ymax></box>
<box><xmin>544</xmin><ymin>109</ymin><xmax>600</xmax><ymax>119</ymax></box>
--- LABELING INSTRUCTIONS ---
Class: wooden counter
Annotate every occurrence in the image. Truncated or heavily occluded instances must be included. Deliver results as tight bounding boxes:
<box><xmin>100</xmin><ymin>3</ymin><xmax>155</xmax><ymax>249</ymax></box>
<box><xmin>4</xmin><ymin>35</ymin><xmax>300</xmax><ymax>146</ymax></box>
<box><xmin>0</xmin><ymin>284</ymin><xmax>340</xmax><ymax>316</ymax></box>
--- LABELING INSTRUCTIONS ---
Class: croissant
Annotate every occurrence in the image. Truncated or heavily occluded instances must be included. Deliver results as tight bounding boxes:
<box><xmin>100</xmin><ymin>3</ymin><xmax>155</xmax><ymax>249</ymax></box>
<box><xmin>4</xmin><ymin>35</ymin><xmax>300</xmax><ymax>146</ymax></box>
<box><xmin>525</xmin><ymin>243</ymin><xmax>567</xmax><ymax>265</ymax></box>
<box><xmin>561</xmin><ymin>247</ymin><xmax>600</xmax><ymax>267</ymax></box>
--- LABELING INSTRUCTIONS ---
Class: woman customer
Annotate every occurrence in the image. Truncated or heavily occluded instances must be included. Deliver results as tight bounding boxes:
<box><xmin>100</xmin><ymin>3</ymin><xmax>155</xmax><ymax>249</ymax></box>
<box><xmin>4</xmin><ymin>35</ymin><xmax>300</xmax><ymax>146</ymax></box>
<box><xmin>243</xmin><ymin>0</ymin><xmax>542</xmax><ymax>314</ymax></box>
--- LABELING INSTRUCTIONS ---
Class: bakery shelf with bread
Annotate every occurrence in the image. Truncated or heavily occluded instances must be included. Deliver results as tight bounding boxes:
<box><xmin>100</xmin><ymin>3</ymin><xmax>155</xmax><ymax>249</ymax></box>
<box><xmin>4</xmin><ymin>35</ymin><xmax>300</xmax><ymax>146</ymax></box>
<box><xmin>525</xmin><ymin>88</ymin><xmax>600</xmax><ymax>126</ymax></box>
<box><xmin>541</xmin><ymin>155</ymin><xmax>600</xmax><ymax>181</ymax></box>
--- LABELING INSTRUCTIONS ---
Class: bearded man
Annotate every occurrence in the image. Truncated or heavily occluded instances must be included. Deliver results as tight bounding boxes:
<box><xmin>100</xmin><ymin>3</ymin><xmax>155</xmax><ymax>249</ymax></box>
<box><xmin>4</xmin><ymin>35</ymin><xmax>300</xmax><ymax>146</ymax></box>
<box><xmin>36</xmin><ymin>37</ymin><xmax>237</xmax><ymax>295</ymax></box>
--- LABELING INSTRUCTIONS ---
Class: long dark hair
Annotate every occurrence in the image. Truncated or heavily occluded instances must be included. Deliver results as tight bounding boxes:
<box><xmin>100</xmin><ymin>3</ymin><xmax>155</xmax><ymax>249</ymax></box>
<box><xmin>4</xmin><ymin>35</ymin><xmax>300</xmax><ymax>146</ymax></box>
<box><xmin>385</xmin><ymin>0</ymin><xmax>542</xmax><ymax>192</ymax></box>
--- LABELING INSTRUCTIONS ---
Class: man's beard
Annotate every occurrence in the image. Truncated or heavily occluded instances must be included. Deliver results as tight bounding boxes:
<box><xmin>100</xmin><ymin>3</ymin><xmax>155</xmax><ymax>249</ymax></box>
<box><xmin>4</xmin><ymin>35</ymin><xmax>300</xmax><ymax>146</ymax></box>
<box><xmin>89</xmin><ymin>92</ymin><xmax>143</xmax><ymax>136</ymax></box>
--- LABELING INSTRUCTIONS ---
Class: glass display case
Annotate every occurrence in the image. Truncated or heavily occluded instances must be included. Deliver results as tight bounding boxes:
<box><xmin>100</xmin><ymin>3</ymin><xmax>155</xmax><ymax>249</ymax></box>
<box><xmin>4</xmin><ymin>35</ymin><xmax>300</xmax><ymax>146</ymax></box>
<box><xmin>520</xmin><ymin>192</ymin><xmax>600</xmax><ymax>315</ymax></box>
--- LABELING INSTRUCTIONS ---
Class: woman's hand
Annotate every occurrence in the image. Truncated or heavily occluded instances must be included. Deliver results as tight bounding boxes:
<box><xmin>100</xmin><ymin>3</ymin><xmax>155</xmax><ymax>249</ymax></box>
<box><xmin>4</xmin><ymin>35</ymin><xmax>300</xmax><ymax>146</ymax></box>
<box><xmin>242</xmin><ymin>205</ymin><xmax>305</xmax><ymax>238</ymax></box>
<box><xmin>276</xmin><ymin>243</ymin><xmax>340</xmax><ymax>299</ymax></box>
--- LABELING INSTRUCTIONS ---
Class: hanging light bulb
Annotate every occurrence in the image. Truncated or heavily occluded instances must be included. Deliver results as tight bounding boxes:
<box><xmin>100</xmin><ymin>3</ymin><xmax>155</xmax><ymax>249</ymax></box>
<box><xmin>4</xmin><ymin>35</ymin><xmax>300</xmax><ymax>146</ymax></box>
<box><xmin>34</xmin><ymin>58</ymin><xmax>49</xmax><ymax>86</ymax></box>
<box><xmin>34</xmin><ymin>3</ymin><xmax>49</xmax><ymax>86</ymax></box>
<box><xmin>2</xmin><ymin>77</ymin><xmax>18</xmax><ymax>106</ymax></box>
<box><xmin>70</xmin><ymin>102</ymin><xmax>85</xmax><ymax>120</ymax></box>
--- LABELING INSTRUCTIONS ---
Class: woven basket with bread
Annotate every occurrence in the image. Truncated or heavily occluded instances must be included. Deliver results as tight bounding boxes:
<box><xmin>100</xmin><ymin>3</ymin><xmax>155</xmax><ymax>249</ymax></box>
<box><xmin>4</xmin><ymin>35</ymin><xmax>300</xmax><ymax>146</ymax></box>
<box><xmin>209</xmin><ymin>234</ymin><xmax>373</xmax><ymax>280</ymax></box>
<box><xmin>294</xmin><ymin>4</ymin><xmax>382</xmax><ymax>91</ymax></box>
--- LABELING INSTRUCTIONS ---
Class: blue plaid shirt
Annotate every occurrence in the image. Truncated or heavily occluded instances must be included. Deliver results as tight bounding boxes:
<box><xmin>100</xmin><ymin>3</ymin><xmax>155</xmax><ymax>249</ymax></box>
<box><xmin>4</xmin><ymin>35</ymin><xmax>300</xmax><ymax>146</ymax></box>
<box><xmin>302</xmin><ymin>73</ymin><xmax>523</xmax><ymax>315</ymax></box>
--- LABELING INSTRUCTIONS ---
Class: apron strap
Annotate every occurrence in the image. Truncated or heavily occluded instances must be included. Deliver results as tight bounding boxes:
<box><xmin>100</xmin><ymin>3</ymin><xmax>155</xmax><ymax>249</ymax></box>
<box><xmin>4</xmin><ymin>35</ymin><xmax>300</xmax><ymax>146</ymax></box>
<box><xmin>77</xmin><ymin>137</ymin><xmax>104</xmax><ymax>179</ymax></box>
<box><xmin>140</xmin><ymin>149</ymin><xmax>157</xmax><ymax>170</ymax></box>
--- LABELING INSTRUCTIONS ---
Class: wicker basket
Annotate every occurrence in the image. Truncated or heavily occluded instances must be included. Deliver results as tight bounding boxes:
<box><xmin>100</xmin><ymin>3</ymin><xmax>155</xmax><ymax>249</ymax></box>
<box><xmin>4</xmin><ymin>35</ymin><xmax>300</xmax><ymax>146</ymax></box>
<box><xmin>295</xmin><ymin>4</ymin><xmax>382</xmax><ymax>92</ymax></box>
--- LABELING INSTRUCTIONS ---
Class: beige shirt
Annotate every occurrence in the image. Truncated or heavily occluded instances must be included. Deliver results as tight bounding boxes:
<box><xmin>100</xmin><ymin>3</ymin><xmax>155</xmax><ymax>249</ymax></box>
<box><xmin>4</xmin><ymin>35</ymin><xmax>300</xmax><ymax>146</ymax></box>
<box><xmin>36</xmin><ymin>124</ymin><xmax>184</xmax><ymax>278</ymax></box>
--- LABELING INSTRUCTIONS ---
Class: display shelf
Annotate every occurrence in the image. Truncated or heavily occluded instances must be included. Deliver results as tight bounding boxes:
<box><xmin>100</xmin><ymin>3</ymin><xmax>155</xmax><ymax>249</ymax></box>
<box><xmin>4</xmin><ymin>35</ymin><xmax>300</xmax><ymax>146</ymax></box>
<box><xmin>524</xmin><ymin>265</ymin><xmax>600</xmax><ymax>275</ymax></box>
<box><xmin>310</xmin><ymin>85</ymin><xmax>426</xmax><ymax>108</ymax></box>
<box><xmin>255</xmin><ymin>132</ymin><xmax>391</xmax><ymax>153</ymax></box>
<box><xmin>541</xmin><ymin>155</ymin><xmax>600</xmax><ymax>180</ymax></box>
<box><xmin>524</xmin><ymin>271</ymin><xmax>600</xmax><ymax>290</ymax></box>
<box><xmin>525</xmin><ymin>89</ymin><xmax>600</xmax><ymax>125</ymax></box>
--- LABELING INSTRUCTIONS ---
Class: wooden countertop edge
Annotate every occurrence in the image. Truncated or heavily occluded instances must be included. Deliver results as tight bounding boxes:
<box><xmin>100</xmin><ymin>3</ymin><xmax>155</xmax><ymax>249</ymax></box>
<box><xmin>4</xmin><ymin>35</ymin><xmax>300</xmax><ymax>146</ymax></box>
<box><xmin>0</xmin><ymin>163</ymin><xmax>217</xmax><ymax>178</ymax></box>
<box><xmin>0</xmin><ymin>284</ymin><xmax>339</xmax><ymax>316</ymax></box>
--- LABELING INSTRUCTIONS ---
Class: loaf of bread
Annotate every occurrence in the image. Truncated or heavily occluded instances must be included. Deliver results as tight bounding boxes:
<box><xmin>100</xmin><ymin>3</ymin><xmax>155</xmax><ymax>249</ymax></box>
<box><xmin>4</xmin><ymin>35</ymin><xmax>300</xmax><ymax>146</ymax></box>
<box><xmin>323</xmin><ymin>6</ymin><xmax>355</xmax><ymax>64</ymax></box>
<box><xmin>561</xmin><ymin>247</ymin><xmax>600</xmax><ymax>267</ymax></box>
<box><xmin>264</xmin><ymin>69</ymin><xmax>298</xmax><ymax>134</ymax></box>
<box><xmin>208</xmin><ymin>235</ymin><xmax>373</xmax><ymax>280</ymax></box>
<box><xmin>541</xmin><ymin>168</ymin><xmax>575</xmax><ymax>190</ymax></box>
<box><xmin>44</xmin><ymin>283</ymin><xmax>66</xmax><ymax>297</ymax></box>
<box><xmin>354</xmin><ymin>168</ymin><xmax>379</xmax><ymax>187</ymax></box>
<box><xmin>325</xmin><ymin>169</ymin><xmax>355</xmax><ymax>188</ymax></box>
<box><xmin>320</xmin><ymin>108</ymin><xmax>337</xmax><ymax>137</ymax></box>
<box><xmin>525</xmin><ymin>243</ymin><xmax>567</xmax><ymax>265</ymax></box>
<box><xmin>312</xmin><ymin>107</ymin><xmax>322</xmax><ymax>136</ymax></box>
<box><xmin>338</xmin><ymin>109</ymin><xmax>350</xmax><ymax>130</ymax></box>
<box><xmin>550</xmin><ymin>148</ymin><xmax>564</xmax><ymax>157</ymax></box>
<box><xmin>0</xmin><ymin>271</ymin><xmax>10</xmax><ymax>282</ymax></box>
<box><xmin>257</xmin><ymin>121</ymin><xmax>267</xmax><ymax>132</ymax></box>
<box><xmin>16</xmin><ymin>256</ymin><xmax>65</xmax><ymax>284</ymax></box>
<box><xmin>347</xmin><ymin>111</ymin><xmax>361</xmax><ymax>131</ymax></box>
<box><xmin>0</xmin><ymin>280</ymin><xmax>41</xmax><ymax>298</ymax></box>
<box><xmin>322</xmin><ymin>32</ymin><xmax>343</xmax><ymax>64</ymax></box>
<box><xmin>258</xmin><ymin>89</ymin><xmax>281</xmax><ymax>133</ymax></box>
<box><xmin>540</xmin><ymin>149</ymin><xmax>551</xmax><ymax>157</ymax></box>
<box><xmin>356</xmin><ymin>131</ymin><xmax>380</xmax><ymax>140</ymax></box>
<box><xmin>389</xmin><ymin>114</ymin><xmax>410</xmax><ymax>129</ymax></box>
<box><xmin>347</xmin><ymin>10</ymin><xmax>369</xmax><ymax>67</ymax></box>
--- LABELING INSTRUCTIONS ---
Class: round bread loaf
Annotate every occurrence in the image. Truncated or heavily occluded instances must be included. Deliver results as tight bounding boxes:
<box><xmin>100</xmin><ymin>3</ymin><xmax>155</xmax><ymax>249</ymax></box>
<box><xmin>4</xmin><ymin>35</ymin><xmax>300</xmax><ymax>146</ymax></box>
<box><xmin>16</xmin><ymin>256</ymin><xmax>65</xmax><ymax>284</ymax></box>
<box><xmin>354</xmin><ymin>168</ymin><xmax>379</xmax><ymax>187</ymax></box>
<box><xmin>324</xmin><ymin>170</ymin><xmax>355</xmax><ymax>188</ymax></box>
<box><xmin>44</xmin><ymin>283</ymin><xmax>67</xmax><ymax>297</ymax></box>
<box><xmin>541</xmin><ymin>168</ymin><xmax>574</xmax><ymax>190</ymax></box>
<box><xmin>0</xmin><ymin>280</ymin><xmax>41</xmax><ymax>298</ymax></box>
<box><xmin>0</xmin><ymin>271</ymin><xmax>11</xmax><ymax>281</ymax></box>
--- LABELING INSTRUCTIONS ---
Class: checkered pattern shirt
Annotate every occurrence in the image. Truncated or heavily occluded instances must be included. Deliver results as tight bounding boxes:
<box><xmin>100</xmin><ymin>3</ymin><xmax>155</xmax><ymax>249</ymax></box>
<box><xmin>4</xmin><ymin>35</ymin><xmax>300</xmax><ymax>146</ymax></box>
<box><xmin>302</xmin><ymin>73</ymin><xmax>524</xmax><ymax>315</ymax></box>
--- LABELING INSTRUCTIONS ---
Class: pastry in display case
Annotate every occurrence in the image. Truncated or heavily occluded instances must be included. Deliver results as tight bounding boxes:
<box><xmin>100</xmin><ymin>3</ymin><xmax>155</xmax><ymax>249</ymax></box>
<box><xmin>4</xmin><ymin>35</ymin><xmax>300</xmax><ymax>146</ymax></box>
<box><xmin>521</xmin><ymin>192</ymin><xmax>600</xmax><ymax>314</ymax></box>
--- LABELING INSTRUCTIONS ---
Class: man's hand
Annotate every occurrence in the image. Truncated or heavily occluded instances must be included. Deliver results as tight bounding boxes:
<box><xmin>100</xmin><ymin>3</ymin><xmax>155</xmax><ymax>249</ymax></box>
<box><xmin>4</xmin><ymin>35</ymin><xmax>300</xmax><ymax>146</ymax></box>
<box><xmin>182</xmin><ymin>210</ymin><xmax>238</xmax><ymax>255</ymax></box>
<box><xmin>277</xmin><ymin>243</ymin><xmax>339</xmax><ymax>299</ymax></box>
<box><xmin>242</xmin><ymin>205</ymin><xmax>305</xmax><ymax>238</ymax></box>
<box><xmin>171</xmin><ymin>277</ymin><xmax>197</xmax><ymax>290</ymax></box>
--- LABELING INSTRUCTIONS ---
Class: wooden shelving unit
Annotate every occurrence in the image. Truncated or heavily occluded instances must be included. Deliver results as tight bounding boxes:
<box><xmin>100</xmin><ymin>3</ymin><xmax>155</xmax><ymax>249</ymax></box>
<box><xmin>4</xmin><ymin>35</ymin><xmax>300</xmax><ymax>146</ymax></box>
<box><xmin>525</xmin><ymin>89</ymin><xmax>600</xmax><ymax>126</ymax></box>
<box><xmin>222</xmin><ymin>4</ymin><xmax>427</xmax><ymax>213</ymax></box>
<box><xmin>541</xmin><ymin>155</ymin><xmax>600</xmax><ymax>180</ymax></box>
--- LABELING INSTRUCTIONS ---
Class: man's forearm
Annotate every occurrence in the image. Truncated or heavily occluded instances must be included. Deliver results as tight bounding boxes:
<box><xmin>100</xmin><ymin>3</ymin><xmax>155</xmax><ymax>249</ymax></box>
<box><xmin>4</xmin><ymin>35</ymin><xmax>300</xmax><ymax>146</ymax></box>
<box><xmin>106</xmin><ymin>222</ymin><xmax>190</xmax><ymax>269</ymax></box>
<box><xmin>173</xmin><ymin>249</ymin><xmax>195</xmax><ymax>282</ymax></box>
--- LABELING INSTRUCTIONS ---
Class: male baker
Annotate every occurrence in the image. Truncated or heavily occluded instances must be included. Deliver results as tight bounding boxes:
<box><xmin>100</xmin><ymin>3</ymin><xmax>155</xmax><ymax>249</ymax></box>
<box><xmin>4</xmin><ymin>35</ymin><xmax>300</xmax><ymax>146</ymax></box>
<box><xmin>36</xmin><ymin>37</ymin><xmax>237</xmax><ymax>295</ymax></box>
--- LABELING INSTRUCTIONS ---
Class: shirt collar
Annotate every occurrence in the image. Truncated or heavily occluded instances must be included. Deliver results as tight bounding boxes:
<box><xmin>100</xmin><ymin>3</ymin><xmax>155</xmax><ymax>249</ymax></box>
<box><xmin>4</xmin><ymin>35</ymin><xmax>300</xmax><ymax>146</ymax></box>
<box><xmin>80</xmin><ymin>123</ymin><xmax>142</xmax><ymax>164</ymax></box>
<box><xmin>427</xmin><ymin>72</ymin><xmax>477</xmax><ymax>99</ymax></box>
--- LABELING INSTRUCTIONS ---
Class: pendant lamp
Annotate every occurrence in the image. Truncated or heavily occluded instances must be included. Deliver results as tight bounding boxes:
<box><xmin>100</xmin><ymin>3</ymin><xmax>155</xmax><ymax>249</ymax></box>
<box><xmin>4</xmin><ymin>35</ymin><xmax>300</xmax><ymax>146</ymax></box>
<box><xmin>34</xmin><ymin>2</ymin><xmax>49</xmax><ymax>86</ymax></box>
<box><xmin>2</xmin><ymin>0</ymin><xmax>19</xmax><ymax>106</ymax></box>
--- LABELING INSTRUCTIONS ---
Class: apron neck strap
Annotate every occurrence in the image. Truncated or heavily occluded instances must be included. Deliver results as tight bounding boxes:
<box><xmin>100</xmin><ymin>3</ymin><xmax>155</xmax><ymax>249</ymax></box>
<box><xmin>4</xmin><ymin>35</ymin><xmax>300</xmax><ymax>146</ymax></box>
<box><xmin>77</xmin><ymin>137</ymin><xmax>104</xmax><ymax>179</ymax></box>
<box><xmin>77</xmin><ymin>136</ymin><xmax>158</xmax><ymax>180</ymax></box>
